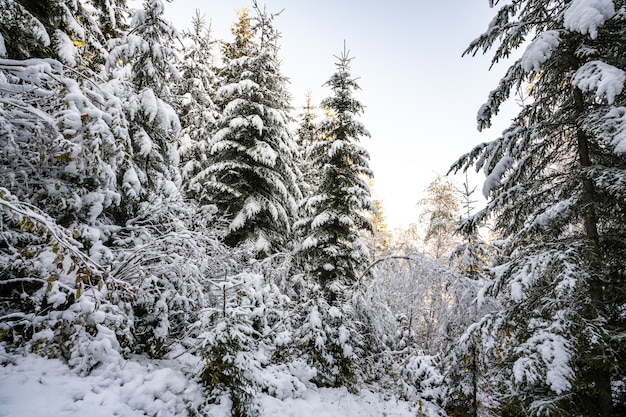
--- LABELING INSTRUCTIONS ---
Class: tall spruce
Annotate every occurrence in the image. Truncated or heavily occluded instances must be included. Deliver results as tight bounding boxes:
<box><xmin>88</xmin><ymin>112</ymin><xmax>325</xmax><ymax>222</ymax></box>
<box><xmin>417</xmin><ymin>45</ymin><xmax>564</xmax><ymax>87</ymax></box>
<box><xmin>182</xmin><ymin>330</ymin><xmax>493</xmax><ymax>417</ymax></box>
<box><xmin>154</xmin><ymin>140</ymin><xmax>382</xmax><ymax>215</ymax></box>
<box><xmin>177</xmin><ymin>11</ymin><xmax>221</xmax><ymax>208</ymax></box>
<box><xmin>207</xmin><ymin>4</ymin><xmax>301</xmax><ymax>254</ymax></box>
<box><xmin>106</xmin><ymin>0</ymin><xmax>183</xmax><ymax>223</ymax></box>
<box><xmin>450</xmin><ymin>1</ymin><xmax>626</xmax><ymax>415</ymax></box>
<box><xmin>296</xmin><ymin>44</ymin><xmax>375</xmax><ymax>290</ymax></box>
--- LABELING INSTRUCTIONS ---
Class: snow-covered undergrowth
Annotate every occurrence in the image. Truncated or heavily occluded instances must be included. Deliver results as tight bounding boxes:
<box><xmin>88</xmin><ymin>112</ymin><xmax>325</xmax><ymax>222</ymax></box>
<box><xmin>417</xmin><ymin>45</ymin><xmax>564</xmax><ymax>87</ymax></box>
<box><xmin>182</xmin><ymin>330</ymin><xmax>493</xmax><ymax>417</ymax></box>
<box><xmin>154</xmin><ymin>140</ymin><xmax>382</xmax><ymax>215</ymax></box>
<box><xmin>0</xmin><ymin>343</ymin><xmax>441</xmax><ymax>417</ymax></box>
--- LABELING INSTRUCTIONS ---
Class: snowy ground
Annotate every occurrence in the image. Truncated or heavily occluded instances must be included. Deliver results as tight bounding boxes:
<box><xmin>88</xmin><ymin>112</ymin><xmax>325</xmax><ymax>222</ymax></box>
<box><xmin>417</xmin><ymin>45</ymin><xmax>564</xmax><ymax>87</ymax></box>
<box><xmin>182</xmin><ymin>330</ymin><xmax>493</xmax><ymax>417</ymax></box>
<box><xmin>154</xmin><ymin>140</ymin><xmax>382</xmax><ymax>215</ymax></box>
<box><xmin>0</xmin><ymin>344</ymin><xmax>434</xmax><ymax>417</ymax></box>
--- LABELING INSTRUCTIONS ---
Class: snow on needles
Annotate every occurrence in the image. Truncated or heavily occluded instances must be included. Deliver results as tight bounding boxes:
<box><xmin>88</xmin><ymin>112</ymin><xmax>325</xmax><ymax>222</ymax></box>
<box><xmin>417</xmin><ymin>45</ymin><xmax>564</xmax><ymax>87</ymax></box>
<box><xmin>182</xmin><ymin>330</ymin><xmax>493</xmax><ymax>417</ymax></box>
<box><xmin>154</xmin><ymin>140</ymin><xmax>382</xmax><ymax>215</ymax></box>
<box><xmin>482</xmin><ymin>156</ymin><xmax>513</xmax><ymax>198</ymax></box>
<box><xmin>564</xmin><ymin>0</ymin><xmax>616</xmax><ymax>39</ymax></box>
<box><xmin>520</xmin><ymin>31</ymin><xmax>560</xmax><ymax>72</ymax></box>
<box><xmin>572</xmin><ymin>60</ymin><xmax>626</xmax><ymax>104</ymax></box>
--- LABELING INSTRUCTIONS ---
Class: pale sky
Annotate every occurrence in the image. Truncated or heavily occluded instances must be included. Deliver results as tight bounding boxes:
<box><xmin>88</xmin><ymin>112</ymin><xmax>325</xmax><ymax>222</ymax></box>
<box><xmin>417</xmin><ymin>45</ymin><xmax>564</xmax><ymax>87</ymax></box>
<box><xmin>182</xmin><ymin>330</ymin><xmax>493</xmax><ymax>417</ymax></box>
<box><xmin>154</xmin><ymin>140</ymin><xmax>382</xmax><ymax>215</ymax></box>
<box><xmin>162</xmin><ymin>0</ymin><xmax>518</xmax><ymax>228</ymax></box>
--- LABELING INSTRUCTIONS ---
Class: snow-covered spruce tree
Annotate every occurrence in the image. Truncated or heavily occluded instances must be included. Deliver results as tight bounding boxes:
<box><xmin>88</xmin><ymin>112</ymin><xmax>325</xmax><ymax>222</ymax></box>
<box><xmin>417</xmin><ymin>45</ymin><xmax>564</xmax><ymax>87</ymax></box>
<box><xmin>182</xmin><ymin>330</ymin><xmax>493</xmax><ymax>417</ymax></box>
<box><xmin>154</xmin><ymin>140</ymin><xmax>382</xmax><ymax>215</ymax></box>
<box><xmin>295</xmin><ymin>91</ymin><xmax>320</xmax><ymax>201</ymax></box>
<box><xmin>293</xmin><ymin>45</ymin><xmax>375</xmax><ymax>387</ymax></box>
<box><xmin>206</xmin><ymin>4</ymin><xmax>302</xmax><ymax>255</ymax></box>
<box><xmin>441</xmin><ymin>179</ymin><xmax>497</xmax><ymax>417</ymax></box>
<box><xmin>450</xmin><ymin>1</ymin><xmax>626</xmax><ymax>415</ymax></box>
<box><xmin>296</xmin><ymin>44</ymin><xmax>375</xmax><ymax>290</ymax></box>
<box><xmin>177</xmin><ymin>11</ymin><xmax>221</xmax><ymax>207</ymax></box>
<box><xmin>106</xmin><ymin>0</ymin><xmax>182</xmax><ymax>222</ymax></box>
<box><xmin>105</xmin><ymin>0</ymin><xmax>204</xmax><ymax>357</ymax></box>
<box><xmin>196</xmin><ymin>268</ymin><xmax>300</xmax><ymax>417</ymax></box>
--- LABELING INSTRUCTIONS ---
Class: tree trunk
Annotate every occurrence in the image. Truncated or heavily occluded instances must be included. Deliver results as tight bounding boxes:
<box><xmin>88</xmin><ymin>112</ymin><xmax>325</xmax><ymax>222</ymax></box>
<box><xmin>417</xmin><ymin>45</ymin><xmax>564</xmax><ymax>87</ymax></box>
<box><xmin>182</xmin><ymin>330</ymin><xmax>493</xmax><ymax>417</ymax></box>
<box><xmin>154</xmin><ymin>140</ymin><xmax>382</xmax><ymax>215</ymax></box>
<box><xmin>573</xmin><ymin>86</ymin><xmax>614</xmax><ymax>417</ymax></box>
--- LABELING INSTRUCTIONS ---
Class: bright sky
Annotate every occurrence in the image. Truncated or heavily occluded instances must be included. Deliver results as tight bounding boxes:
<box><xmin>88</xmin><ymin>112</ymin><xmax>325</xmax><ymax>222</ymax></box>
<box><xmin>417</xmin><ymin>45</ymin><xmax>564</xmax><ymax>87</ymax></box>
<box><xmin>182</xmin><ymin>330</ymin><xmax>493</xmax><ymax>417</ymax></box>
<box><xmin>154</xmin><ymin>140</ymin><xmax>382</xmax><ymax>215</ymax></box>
<box><xmin>162</xmin><ymin>0</ymin><xmax>517</xmax><ymax>229</ymax></box>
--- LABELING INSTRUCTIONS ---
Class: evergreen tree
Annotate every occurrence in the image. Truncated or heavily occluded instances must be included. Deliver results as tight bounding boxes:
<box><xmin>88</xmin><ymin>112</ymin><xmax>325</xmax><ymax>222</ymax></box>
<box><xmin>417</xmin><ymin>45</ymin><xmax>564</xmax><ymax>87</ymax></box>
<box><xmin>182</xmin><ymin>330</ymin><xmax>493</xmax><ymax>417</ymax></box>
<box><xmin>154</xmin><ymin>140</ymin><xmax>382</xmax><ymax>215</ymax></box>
<box><xmin>177</xmin><ymin>10</ymin><xmax>221</xmax><ymax>207</ymax></box>
<box><xmin>295</xmin><ymin>91</ymin><xmax>320</xmax><ymax>200</ymax></box>
<box><xmin>295</xmin><ymin>44</ymin><xmax>375</xmax><ymax>290</ymax></box>
<box><xmin>106</xmin><ymin>0</ymin><xmax>182</xmax><ymax>222</ymax></box>
<box><xmin>206</xmin><ymin>4</ymin><xmax>302</xmax><ymax>254</ymax></box>
<box><xmin>104</xmin><ymin>0</ymin><xmax>201</xmax><ymax>356</ymax></box>
<box><xmin>451</xmin><ymin>1</ymin><xmax>626</xmax><ymax>415</ymax></box>
<box><xmin>0</xmin><ymin>0</ymin><xmax>126</xmax><ymax>68</ymax></box>
<box><xmin>443</xmin><ymin>176</ymin><xmax>495</xmax><ymax>417</ymax></box>
<box><xmin>293</xmin><ymin>45</ymin><xmax>375</xmax><ymax>388</ymax></box>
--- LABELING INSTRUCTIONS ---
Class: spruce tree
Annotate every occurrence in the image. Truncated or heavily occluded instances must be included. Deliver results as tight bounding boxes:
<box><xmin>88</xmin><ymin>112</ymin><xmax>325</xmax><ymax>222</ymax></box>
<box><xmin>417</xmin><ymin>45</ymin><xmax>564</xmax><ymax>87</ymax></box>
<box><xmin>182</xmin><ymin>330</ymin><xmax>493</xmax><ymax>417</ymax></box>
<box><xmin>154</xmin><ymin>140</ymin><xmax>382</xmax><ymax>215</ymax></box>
<box><xmin>295</xmin><ymin>91</ymin><xmax>320</xmax><ymax>200</ymax></box>
<box><xmin>105</xmin><ymin>0</ymin><xmax>202</xmax><ymax>356</ymax></box>
<box><xmin>177</xmin><ymin>11</ymin><xmax>221</xmax><ymax>208</ymax></box>
<box><xmin>206</xmin><ymin>4</ymin><xmax>302</xmax><ymax>254</ymax></box>
<box><xmin>0</xmin><ymin>0</ymin><xmax>126</xmax><ymax>68</ymax></box>
<box><xmin>293</xmin><ymin>45</ymin><xmax>375</xmax><ymax>388</ymax></box>
<box><xmin>451</xmin><ymin>1</ymin><xmax>626</xmax><ymax>415</ymax></box>
<box><xmin>296</xmin><ymin>44</ymin><xmax>375</xmax><ymax>290</ymax></box>
<box><xmin>106</xmin><ymin>0</ymin><xmax>183</xmax><ymax>222</ymax></box>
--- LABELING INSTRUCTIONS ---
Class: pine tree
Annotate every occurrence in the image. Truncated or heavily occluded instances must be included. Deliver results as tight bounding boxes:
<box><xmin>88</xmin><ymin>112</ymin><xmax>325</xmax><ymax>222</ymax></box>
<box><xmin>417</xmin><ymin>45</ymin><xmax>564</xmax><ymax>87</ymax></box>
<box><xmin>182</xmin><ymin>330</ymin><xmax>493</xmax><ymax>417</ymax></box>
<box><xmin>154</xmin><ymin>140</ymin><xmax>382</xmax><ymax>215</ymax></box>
<box><xmin>296</xmin><ymin>44</ymin><xmax>375</xmax><ymax>290</ymax></box>
<box><xmin>451</xmin><ymin>1</ymin><xmax>626</xmax><ymax>415</ymax></box>
<box><xmin>206</xmin><ymin>4</ymin><xmax>302</xmax><ymax>255</ymax></box>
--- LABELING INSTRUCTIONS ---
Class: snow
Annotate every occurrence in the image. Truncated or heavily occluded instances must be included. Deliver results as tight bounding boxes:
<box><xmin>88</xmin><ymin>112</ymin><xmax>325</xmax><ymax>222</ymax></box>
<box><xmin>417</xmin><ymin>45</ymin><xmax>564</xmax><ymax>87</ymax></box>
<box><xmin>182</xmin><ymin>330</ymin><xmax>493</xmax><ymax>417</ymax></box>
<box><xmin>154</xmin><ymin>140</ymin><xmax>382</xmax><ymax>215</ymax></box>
<box><xmin>520</xmin><ymin>30</ymin><xmax>560</xmax><ymax>72</ymax></box>
<box><xmin>572</xmin><ymin>60</ymin><xmax>625</xmax><ymax>104</ymax></box>
<box><xmin>54</xmin><ymin>30</ymin><xmax>77</xmax><ymax>67</ymax></box>
<box><xmin>512</xmin><ymin>328</ymin><xmax>573</xmax><ymax>395</ymax></box>
<box><xmin>564</xmin><ymin>0</ymin><xmax>615</xmax><ymax>39</ymax></box>
<box><xmin>482</xmin><ymin>156</ymin><xmax>513</xmax><ymax>198</ymax></box>
<box><xmin>601</xmin><ymin>106</ymin><xmax>626</xmax><ymax>153</ymax></box>
<box><xmin>0</xmin><ymin>348</ymin><xmax>202</xmax><ymax>417</ymax></box>
<box><xmin>311</xmin><ymin>211</ymin><xmax>331</xmax><ymax>229</ymax></box>
<box><xmin>123</xmin><ymin>166</ymin><xmax>142</xmax><ymax>197</ymax></box>
<box><xmin>328</xmin><ymin>139</ymin><xmax>344</xmax><ymax>158</ymax></box>
<box><xmin>0</xmin><ymin>346</ymin><xmax>424</xmax><ymax>417</ymax></box>
<box><xmin>0</xmin><ymin>33</ymin><xmax>6</xmax><ymax>57</ymax></box>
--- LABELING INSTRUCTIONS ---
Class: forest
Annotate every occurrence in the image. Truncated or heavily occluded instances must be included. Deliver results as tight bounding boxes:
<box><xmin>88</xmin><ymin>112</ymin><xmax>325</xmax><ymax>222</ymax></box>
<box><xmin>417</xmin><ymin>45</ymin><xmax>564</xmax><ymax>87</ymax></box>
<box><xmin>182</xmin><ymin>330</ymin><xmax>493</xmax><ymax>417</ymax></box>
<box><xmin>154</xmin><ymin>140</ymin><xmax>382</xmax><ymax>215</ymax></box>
<box><xmin>0</xmin><ymin>0</ymin><xmax>625</xmax><ymax>416</ymax></box>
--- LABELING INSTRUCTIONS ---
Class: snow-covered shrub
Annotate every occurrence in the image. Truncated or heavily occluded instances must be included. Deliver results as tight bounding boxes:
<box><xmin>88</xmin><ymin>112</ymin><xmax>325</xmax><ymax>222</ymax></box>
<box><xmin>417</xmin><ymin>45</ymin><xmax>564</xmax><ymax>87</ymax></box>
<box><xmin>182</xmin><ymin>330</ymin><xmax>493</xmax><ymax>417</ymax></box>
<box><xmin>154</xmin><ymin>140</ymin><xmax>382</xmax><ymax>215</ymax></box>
<box><xmin>0</xmin><ymin>188</ymin><xmax>132</xmax><ymax>373</ymax></box>
<box><xmin>111</xmin><ymin>203</ymin><xmax>235</xmax><ymax>358</ymax></box>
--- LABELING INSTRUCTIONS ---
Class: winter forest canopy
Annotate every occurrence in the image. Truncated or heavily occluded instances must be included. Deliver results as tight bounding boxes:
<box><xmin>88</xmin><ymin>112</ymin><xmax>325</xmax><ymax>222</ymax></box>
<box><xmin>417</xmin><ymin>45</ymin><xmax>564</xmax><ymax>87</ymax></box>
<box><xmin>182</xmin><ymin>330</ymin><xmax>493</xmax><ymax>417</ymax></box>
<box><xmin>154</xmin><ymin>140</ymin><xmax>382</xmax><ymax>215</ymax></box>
<box><xmin>0</xmin><ymin>0</ymin><xmax>625</xmax><ymax>416</ymax></box>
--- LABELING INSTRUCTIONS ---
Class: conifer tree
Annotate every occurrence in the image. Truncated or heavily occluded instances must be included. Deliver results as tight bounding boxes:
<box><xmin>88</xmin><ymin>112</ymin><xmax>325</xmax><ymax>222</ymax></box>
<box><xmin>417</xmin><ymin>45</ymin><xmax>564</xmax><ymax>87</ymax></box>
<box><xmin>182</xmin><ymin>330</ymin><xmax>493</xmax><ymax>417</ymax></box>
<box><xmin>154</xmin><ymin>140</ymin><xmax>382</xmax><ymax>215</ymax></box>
<box><xmin>293</xmin><ymin>45</ymin><xmax>375</xmax><ymax>388</ymax></box>
<box><xmin>106</xmin><ymin>0</ymin><xmax>182</xmax><ymax>222</ymax></box>
<box><xmin>295</xmin><ymin>91</ymin><xmax>320</xmax><ymax>200</ymax></box>
<box><xmin>177</xmin><ymin>11</ymin><xmax>221</xmax><ymax>207</ymax></box>
<box><xmin>206</xmin><ymin>4</ymin><xmax>302</xmax><ymax>254</ymax></box>
<box><xmin>296</xmin><ymin>44</ymin><xmax>375</xmax><ymax>289</ymax></box>
<box><xmin>451</xmin><ymin>1</ymin><xmax>626</xmax><ymax>415</ymax></box>
<box><xmin>0</xmin><ymin>0</ymin><xmax>126</xmax><ymax>68</ymax></box>
<box><xmin>105</xmin><ymin>0</ymin><xmax>199</xmax><ymax>356</ymax></box>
